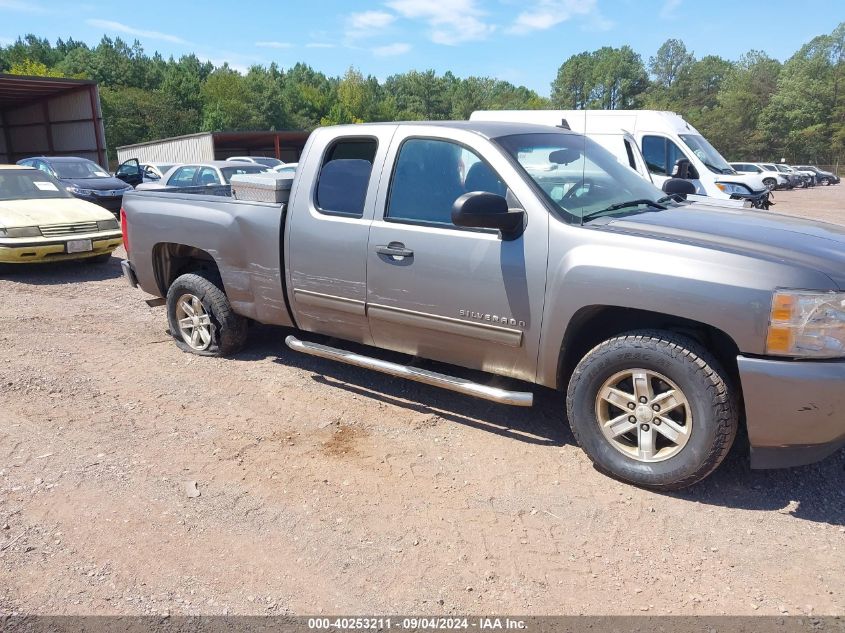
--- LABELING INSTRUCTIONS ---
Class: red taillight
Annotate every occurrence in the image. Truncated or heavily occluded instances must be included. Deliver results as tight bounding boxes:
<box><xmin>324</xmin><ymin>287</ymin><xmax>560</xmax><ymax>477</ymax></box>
<box><xmin>120</xmin><ymin>208</ymin><xmax>129</xmax><ymax>255</ymax></box>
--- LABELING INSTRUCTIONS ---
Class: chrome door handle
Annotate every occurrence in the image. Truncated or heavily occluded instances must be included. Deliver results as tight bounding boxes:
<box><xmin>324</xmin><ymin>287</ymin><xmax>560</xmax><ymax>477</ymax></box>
<box><xmin>376</xmin><ymin>242</ymin><xmax>414</xmax><ymax>259</ymax></box>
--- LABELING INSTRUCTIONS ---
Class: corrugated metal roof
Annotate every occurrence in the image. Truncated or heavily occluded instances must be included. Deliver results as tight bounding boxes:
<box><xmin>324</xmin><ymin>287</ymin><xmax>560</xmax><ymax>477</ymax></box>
<box><xmin>117</xmin><ymin>130</ymin><xmax>310</xmax><ymax>151</ymax></box>
<box><xmin>0</xmin><ymin>74</ymin><xmax>98</xmax><ymax>110</ymax></box>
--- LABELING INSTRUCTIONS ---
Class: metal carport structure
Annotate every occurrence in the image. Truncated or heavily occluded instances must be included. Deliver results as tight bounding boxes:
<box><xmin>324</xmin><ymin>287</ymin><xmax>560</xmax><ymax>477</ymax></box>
<box><xmin>0</xmin><ymin>74</ymin><xmax>106</xmax><ymax>167</ymax></box>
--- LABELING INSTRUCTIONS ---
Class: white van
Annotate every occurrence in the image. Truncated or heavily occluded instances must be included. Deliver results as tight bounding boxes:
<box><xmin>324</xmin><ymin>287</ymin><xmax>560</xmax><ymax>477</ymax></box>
<box><xmin>471</xmin><ymin>110</ymin><xmax>769</xmax><ymax>204</ymax></box>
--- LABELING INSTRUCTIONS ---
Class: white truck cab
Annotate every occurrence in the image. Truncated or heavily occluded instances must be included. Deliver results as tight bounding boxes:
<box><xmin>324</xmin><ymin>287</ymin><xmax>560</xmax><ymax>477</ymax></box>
<box><xmin>471</xmin><ymin>110</ymin><xmax>768</xmax><ymax>202</ymax></box>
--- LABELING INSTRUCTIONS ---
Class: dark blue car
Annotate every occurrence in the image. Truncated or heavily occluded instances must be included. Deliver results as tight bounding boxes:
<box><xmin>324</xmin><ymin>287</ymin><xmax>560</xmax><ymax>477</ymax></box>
<box><xmin>16</xmin><ymin>156</ymin><xmax>133</xmax><ymax>214</ymax></box>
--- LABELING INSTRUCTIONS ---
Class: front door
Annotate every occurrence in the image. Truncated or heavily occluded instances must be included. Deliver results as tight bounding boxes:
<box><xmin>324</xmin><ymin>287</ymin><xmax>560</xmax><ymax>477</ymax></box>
<box><xmin>365</xmin><ymin>127</ymin><xmax>549</xmax><ymax>383</ymax></box>
<box><xmin>115</xmin><ymin>158</ymin><xmax>143</xmax><ymax>187</ymax></box>
<box><xmin>640</xmin><ymin>134</ymin><xmax>702</xmax><ymax>193</ymax></box>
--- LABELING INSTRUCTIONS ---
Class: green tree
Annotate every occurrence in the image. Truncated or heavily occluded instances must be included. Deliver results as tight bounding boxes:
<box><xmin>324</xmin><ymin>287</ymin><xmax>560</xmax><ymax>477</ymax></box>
<box><xmin>551</xmin><ymin>47</ymin><xmax>647</xmax><ymax>109</ymax></box>
<box><xmin>7</xmin><ymin>59</ymin><xmax>65</xmax><ymax>77</ymax></box>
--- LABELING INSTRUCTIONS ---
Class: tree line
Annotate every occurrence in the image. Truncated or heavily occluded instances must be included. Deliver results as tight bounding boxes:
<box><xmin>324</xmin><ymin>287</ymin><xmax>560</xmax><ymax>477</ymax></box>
<box><xmin>0</xmin><ymin>24</ymin><xmax>842</xmax><ymax>166</ymax></box>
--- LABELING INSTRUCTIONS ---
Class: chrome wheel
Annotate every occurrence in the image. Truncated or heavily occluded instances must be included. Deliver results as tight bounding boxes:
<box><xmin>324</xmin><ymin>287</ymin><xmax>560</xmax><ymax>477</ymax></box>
<box><xmin>175</xmin><ymin>293</ymin><xmax>213</xmax><ymax>351</ymax></box>
<box><xmin>595</xmin><ymin>369</ymin><xmax>693</xmax><ymax>463</ymax></box>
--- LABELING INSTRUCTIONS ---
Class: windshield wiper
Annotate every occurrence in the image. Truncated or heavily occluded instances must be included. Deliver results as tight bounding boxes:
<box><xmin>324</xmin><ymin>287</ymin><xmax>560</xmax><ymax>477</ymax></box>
<box><xmin>581</xmin><ymin>199</ymin><xmax>667</xmax><ymax>222</ymax></box>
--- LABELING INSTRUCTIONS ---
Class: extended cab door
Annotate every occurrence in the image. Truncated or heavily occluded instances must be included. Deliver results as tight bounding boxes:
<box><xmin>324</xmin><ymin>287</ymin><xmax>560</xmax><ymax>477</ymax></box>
<box><xmin>364</xmin><ymin>126</ymin><xmax>549</xmax><ymax>383</ymax></box>
<box><xmin>286</xmin><ymin>126</ymin><xmax>397</xmax><ymax>344</ymax></box>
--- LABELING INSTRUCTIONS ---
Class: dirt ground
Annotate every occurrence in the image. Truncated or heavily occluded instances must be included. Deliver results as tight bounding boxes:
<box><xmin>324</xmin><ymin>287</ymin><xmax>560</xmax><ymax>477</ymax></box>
<box><xmin>1</xmin><ymin>185</ymin><xmax>843</xmax><ymax>617</ymax></box>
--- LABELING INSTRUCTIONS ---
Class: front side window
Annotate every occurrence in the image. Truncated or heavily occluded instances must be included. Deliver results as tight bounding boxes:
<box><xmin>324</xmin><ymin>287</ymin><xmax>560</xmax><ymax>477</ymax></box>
<box><xmin>642</xmin><ymin>135</ymin><xmax>690</xmax><ymax>176</ymax></box>
<box><xmin>386</xmin><ymin>138</ymin><xmax>506</xmax><ymax>226</ymax></box>
<box><xmin>168</xmin><ymin>166</ymin><xmax>198</xmax><ymax>187</ymax></box>
<box><xmin>641</xmin><ymin>135</ymin><xmax>668</xmax><ymax>175</ymax></box>
<box><xmin>495</xmin><ymin>132</ymin><xmax>670</xmax><ymax>222</ymax></box>
<box><xmin>315</xmin><ymin>138</ymin><xmax>378</xmax><ymax>217</ymax></box>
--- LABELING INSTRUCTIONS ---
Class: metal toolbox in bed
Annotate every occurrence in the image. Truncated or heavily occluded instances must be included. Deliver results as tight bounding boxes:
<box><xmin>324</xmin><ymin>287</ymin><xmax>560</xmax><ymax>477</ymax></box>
<box><xmin>230</xmin><ymin>172</ymin><xmax>294</xmax><ymax>203</ymax></box>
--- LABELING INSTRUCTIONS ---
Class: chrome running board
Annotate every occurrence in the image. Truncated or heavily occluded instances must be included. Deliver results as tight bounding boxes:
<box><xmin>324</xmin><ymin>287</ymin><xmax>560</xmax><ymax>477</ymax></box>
<box><xmin>285</xmin><ymin>335</ymin><xmax>533</xmax><ymax>407</ymax></box>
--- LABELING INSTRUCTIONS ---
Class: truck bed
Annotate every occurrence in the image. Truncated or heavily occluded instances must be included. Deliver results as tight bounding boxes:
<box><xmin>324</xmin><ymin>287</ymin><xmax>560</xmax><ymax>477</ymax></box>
<box><xmin>122</xmin><ymin>188</ymin><xmax>293</xmax><ymax>327</ymax></box>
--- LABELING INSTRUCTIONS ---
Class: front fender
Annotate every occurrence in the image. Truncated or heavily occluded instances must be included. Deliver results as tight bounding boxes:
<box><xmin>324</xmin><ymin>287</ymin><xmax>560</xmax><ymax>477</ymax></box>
<box><xmin>536</xmin><ymin>225</ymin><xmax>835</xmax><ymax>388</ymax></box>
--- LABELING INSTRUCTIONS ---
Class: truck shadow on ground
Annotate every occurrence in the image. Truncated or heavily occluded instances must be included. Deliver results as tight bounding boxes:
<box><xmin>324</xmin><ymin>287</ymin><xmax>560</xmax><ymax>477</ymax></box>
<box><xmin>248</xmin><ymin>325</ymin><xmax>844</xmax><ymax>525</ymax></box>
<box><xmin>665</xmin><ymin>438</ymin><xmax>845</xmax><ymax>526</ymax></box>
<box><xmin>0</xmin><ymin>256</ymin><xmax>122</xmax><ymax>285</ymax></box>
<box><xmin>248</xmin><ymin>326</ymin><xmax>570</xmax><ymax>448</ymax></box>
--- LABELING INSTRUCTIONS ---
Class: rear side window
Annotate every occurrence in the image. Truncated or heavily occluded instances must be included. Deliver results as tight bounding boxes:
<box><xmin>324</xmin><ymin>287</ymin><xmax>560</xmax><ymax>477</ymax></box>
<box><xmin>386</xmin><ymin>138</ymin><xmax>506</xmax><ymax>226</ymax></box>
<box><xmin>315</xmin><ymin>138</ymin><xmax>377</xmax><ymax>217</ymax></box>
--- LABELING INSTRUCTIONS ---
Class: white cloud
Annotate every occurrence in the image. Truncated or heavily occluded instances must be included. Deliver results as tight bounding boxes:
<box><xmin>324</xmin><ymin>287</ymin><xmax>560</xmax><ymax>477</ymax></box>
<box><xmin>659</xmin><ymin>0</ymin><xmax>682</xmax><ymax>19</ymax></box>
<box><xmin>373</xmin><ymin>42</ymin><xmax>411</xmax><ymax>56</ymax></box>
<box><xmin>255</xmin><ymin>41</ymin><xmax>293</xmax><ymax>49</ymax></box>
<box><xmin>306</xmin><ymin>42</ymin><xmax>336</xmax><ymax>48</ymax></box>
<box><xmin>508</xmin><ymin>0</ymin><xmax>599</xmax><ymax>34</ymax></box>
<box><xmin>0</xmin><ymin>0</ymin><xmax>46</xmax><ymax>13</ymax></box>
<box><xmin>86</xmin><ymin>19</ymin><xmax>187</xmax><ymax>44</ymax></box>
<box><xmin>349</xmin><ymin>10</ymin><xmax>396</xmax><ymax>34</ymax></box>
<box><xmin>385</xmin><ymin>0</ymin><xmax>494</xmax><ymax>45</ymax></box>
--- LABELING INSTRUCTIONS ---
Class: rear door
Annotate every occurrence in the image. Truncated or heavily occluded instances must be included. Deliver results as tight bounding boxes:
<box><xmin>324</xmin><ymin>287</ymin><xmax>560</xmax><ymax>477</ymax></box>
<box><xmin>364</xmin><ymin>126</ymin><xmax>549</xmax><ymax>382</ymax></box>
<box><xmin>286</xmin><ymin>126</ymin><xmax>397</xmax><ymax>344</ymax></box>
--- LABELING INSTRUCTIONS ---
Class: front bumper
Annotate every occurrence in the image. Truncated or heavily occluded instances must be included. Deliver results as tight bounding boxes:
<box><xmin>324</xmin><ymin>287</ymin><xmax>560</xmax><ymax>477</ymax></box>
<box><xmin>731</xmin><ymin>189</ymin><xmax>771</xmax><ymax>210</ymax></box>
<box><xmin>738</xmin><ymin>355</ymin><xmax>845</xmax><ymax>469</ymax></box>
<box><xmin>70</xmin><ymin>192</ymin><xmax>125</xmax><ymax>214</ymax></box>
<box><xmin>0</xmin><ymin>232</ymin><xmax>123</xmax><ymax>263</ymax></box>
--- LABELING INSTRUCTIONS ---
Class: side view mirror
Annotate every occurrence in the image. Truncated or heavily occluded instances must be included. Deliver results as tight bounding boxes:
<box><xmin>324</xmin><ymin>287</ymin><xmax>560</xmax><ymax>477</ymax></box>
<box><xmin>452</xmin><ymin>192</ymin><xmax>525</xmax><ymax>240</ymax></box>
<box><xmin>662</xmin><ymin>178</ymin><xmax>696</xmax><ymax>199</ymax></box>
<box><xmin>672</xmin><ymin>158</ymin><xmax>699</xmax><ymax>180</ymax></box>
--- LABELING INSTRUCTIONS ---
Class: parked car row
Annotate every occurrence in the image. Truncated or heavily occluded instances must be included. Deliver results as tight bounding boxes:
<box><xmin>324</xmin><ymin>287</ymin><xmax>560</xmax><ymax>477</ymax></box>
<box><xmin>731</xmin><ymin>161</ymin><xmax>840</xmax><ymax>190</ymax></box>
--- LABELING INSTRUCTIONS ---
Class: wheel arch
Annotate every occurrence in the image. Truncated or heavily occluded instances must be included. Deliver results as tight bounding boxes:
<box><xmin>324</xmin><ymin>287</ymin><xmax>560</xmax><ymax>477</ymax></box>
<box><xmin>152</xmin><ymin>242</ymin><xmax>222</xmax><ymax>297</ymax></box>
<box><xmin>556</xmin><ymin>305</ymin><xmax>742</xmax><ymax>394</ymax></box>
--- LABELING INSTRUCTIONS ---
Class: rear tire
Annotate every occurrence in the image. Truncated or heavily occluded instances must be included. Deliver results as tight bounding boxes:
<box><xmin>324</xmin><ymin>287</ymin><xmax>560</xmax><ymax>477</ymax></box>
<box><xmin>566</xmin><ymin>330</ymin><xmax>738</xmax><ymax>490</ymax></box>
<box><xmin>166</xmin><ymin>272</ymin><xmax>247</xmax><ymax>357</ymax></box>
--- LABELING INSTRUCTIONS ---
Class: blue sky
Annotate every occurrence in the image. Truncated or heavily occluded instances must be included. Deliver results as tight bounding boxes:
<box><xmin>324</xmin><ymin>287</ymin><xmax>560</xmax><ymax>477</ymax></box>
<box><xmin>1</xmin><ymin>0</ymin><xmax>842</xmax><ymax>95</ymax></box>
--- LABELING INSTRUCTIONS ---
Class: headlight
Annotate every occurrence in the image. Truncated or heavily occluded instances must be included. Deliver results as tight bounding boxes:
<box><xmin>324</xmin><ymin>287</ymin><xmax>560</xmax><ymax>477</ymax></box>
<box><xmin>97</xmin><ymin>219</ymin><xmax>120</xmax><ymax>231</ymax></box>
<box><xmin>715</xmin><ymin>182</ymin><xmax>751</xmax><ymax>195</ymax></box>
<box><xmin>0</xmin><ymin>226</ymin><xmax>42</xmax><ymax>238</ymax></box>
<box><xmin>66</xmin><ymin>184</ymin><xmax>95</xmax><ymax>196</ymax></box>
<box><xmin>767</xmin><ymin>290</ymin><xmax>845</xmax><ymax>358</ymax></box>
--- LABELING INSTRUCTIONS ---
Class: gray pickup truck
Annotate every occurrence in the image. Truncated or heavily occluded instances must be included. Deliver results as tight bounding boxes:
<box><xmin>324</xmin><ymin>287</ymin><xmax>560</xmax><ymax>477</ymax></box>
<box><xmin>121</xmin><ymin>121</ymin><xmax>845</xmax><ymax>489</ymax></box>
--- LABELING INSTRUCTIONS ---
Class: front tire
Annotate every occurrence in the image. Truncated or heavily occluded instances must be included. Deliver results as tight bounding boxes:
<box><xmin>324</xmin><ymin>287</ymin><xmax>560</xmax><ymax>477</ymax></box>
<box><xmin>762</xmin><ymin>177</ymin><xmax>776</xmax><ymax>191</ymax></box>
<box><xmin>566</xmin><ymin>330</ymin><xmax>738</xmax><ymax>490</ymax></box>
<box><xmin>820</xmin><ymin>177</ymin><xmax>831</xmax><ymax>186</ymax></box>
<box><xmin>166</xmin><ymin>272</ymin><xmax>247</xmax><ymax>357</ymax></box>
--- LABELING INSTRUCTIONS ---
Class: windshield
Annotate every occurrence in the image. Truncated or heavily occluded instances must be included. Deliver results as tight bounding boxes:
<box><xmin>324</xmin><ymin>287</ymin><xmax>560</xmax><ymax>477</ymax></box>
<box><xmin>52</xmin><ymin>159</ymin><xmax>111</xmax><ymax>179</ymax></box>
<box><xmin>495</xmin><ymin>132</ymin><xmax>671</xmax><ymax>222</ymax></box>
<box><xmin>678</xmin><ymin>134</ymin><xmax>734</xmax><ymax>175</ymax></box>
<box><xmin>0</xmin><ymin>168</ymin><xmax>72</xmax><ymax>201</ymax></box>
<box><xmin>220</xmin><ymin>165</ymin><xmax>269</xmax><ymax>183</ymax></box>
<box><xmin>775</xmin><ymin>165</ymin><xmax>790</xmax><ymax>172</ymax></box>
